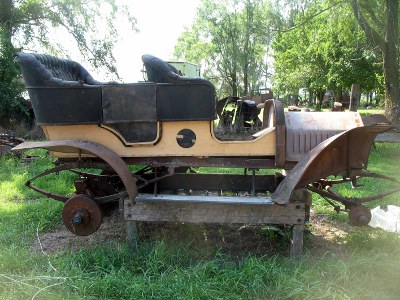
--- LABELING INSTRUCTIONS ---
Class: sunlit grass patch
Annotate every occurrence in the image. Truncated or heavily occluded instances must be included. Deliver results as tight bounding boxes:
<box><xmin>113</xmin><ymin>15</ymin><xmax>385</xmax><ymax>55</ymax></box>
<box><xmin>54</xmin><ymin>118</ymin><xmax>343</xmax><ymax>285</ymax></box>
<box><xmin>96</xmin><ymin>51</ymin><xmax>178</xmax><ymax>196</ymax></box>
<box><xmin>0</xmin><ymin>173</ymin><xmax>32</xmax><ymax>201</ymax></box>
<box><xmin>0</xmin><ymin>154</ymin><xmax>77</xmax><ymax>204</ymax></box>
<box><xmin>357</xmin><ymin>108</ymin><xmax>384</xmax><ymax>117</ymax></box>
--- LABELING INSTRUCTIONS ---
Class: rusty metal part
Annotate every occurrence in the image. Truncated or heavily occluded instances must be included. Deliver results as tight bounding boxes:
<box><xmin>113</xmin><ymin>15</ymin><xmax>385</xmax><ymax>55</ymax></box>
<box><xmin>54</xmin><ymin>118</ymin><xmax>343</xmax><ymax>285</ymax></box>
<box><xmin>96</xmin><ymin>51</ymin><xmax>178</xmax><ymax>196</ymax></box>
<box><xmin>62</xmin><ymin>194</ymin><xmax>103</xmax><ymax>236</ymax></box>
<box><xmin>122</xmin><ymin>156</ymin><xmax>276</xmax><ymax>169</ymax></box>
<box><xmin>273</xmin><ymin>124</ymin><xmax>394</xmax><ymax>204</ymax></box>
<box><xmin>27</xmin><ymin>162</ymin><xmax>79</xmax><ymax>202</ymax></box>
<box><xmin>0</xmin><ymin>133</ymin><xmax>24</xmax><ymax>146</ymax></box>
<box><xmin>306</xmin><ymin>171</ymin><xmax>400</xmax><ymax>207</ymax></box>
<box><xmin>307</xmin><ymin>183</ymin><xmax>400</xmax><ymax>207</ymax></box>
<box><xmin>0</xmin><ymin>132</ymin><xmax>24</xmax><ymax>156</ymax></box>
<box><xmin>349</xmin><ymin>205</ymin><xmax>372</xmax><ymax>226</ymax></box>
<box><xmin>359</xmin><ymin>170</ymin><xmax>400</xmax><ymax>184</ymax></box>
<box><xmin>57</xmin><ymin>156</ymin><xmax>276</xmax><ymax>170</ymax></box>
<box><xmin>263</xmin><ymin>99</ymin><xmax>286</xmax><ymax>167</ymax></box>
<box><xmin>136</xmin><ymin>167</ymin><xmax>175</xmax><ymax>189</ymax></box>
<box><xmin>72</xmin><ymin>170</ymin><xmax>120</xmax><ymax>198</ymax></box>
<box><xmin>138</xmin><ymin>173</ymin><xmax>278</xmax><ymax>194</ymax></box>
<box><xmin>312</xmin><ymin>171</ymin><xmax>400</xmax><ymax>189</ymax></box>
<box><xmin>13</xmin><ymin>140</ymin><xmax>137</xmax><ymax>203</ymax></box>
<box><xmin>24</xmin><ymin>160</ymin><xmax>127</xmax><ymax>204</ymax></box>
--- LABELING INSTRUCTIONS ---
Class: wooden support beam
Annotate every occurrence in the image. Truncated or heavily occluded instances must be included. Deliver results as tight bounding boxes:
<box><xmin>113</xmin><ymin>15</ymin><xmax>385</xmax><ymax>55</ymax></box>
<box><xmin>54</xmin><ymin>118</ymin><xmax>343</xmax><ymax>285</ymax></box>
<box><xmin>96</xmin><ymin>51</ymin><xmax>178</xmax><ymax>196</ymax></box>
<box><xmin>290</xmin><ymin>224</ymin><xmax>304</xmax><ymax>257</ymax></box>
<box><xmin>126</xmin><ymin>220</ymin><xmax>138</xmax><ymax>251</ymax></box>
<box><xmin>124</xmin><ymin>195</ymin><xmax>304</xmax><ymax>224</ymax></box>
<box><xmin>124</xmin><ymin>194</ymin><xmax>308</xmax><ymax>257</ymax></box>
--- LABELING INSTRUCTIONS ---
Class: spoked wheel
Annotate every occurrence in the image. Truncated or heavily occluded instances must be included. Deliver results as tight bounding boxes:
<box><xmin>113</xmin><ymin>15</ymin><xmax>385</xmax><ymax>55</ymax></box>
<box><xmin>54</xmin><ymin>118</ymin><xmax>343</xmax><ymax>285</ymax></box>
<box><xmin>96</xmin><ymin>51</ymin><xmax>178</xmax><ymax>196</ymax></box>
<box><xmin>62</xmin><ymin>194</ymin><xmax>103</xmax><ymax>236</ymax></box>
<box><xmin>349</xmin><ymin>205</ymin><xmax>372</xmax><ymax>226</ymax></box>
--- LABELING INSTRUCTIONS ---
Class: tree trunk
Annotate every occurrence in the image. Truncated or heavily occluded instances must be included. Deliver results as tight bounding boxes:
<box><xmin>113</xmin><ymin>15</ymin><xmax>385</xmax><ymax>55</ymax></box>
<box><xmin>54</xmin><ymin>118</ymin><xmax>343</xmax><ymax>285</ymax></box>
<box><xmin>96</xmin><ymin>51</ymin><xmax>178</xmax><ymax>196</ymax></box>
<box><xmin>243</xmin><ymin>62</ymin><xmax>248</xmax><ymax>95</ymax></box>
<box><xmin>231</xmin><ymin>73</ymin><xmax>238</xmax><ymax>97</ymax></box>
<box><xmin>383</xmin><ymin>0</ymin><xmax>399</xmax><ymax>123</ymax></box>
<box><xmin>350</xmin><ymin>0</ymin><xmax>399</xmax><ymax>123</ymax></box>
<box><xmin>337</xmin><ymin>87</ymin><xmax>343</xmax><ymax>103</ymax></box>
<box><xmin>349</xmin><ymin>83</ymin><xmax>361</xmax><ymax>112</ymax></box>
<box><xmin>316</xmin><ymin>91</ymin><xmax>324</xmax><ymax>111</ymax></box>
<box><xmin>308</xmin><ymin>90</ymin><xmax>314</xmax><ymax>106</ymax></box>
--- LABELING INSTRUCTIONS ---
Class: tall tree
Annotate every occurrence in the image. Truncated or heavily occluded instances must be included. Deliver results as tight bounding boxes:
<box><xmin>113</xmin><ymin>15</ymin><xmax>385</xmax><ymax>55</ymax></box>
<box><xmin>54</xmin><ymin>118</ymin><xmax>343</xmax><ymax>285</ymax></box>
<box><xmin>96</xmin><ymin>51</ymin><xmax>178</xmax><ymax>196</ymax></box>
<box><xmin>0</xmin><ymin>0</ymin><xmax>136</xmax><ymax>127</ymax></box>
<box><xmin>0</xmin><ymin>27</ymin><xmax>25</xmax><ymax>127</ymax></box>
<box><xmin>350</xmin><ymin>0</ymin><xmax>399</xmax><ymax>122</ymax></box>
<box><xmin>272</xmin><ymin>0</ymin><xmax>381</xmax><ymax>109</ymax></box>
<box><xmin>174</xmin><ymin>0</ymin><xmax>274</xmax><ymax>97</ymax></box>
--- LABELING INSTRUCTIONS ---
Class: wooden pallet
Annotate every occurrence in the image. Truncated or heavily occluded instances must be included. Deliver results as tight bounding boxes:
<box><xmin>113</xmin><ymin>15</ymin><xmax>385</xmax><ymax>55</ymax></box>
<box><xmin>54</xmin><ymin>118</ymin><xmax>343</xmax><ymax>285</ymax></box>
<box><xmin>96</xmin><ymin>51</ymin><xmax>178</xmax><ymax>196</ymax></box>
<box><xmin>124</xmin><ymin>194</ymin><xmax>306</xmax><ymax>257</ymax></box>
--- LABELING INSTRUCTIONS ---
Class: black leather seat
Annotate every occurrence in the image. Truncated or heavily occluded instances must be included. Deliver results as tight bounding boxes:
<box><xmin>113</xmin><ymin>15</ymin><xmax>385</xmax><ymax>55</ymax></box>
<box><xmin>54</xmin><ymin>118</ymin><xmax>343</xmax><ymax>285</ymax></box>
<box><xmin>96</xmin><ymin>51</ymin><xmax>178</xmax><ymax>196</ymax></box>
<box><xmin>239</xmin><ymin>100</ymin><xmax>261</xmax><ymax>127</ymax></box>
<box><xmin>142</xmin><ymin>54</ymin><xmax>216</xmax><ymax>121</ymax></box>
<box><xmin>16</xmin><ymin>52</ymin><xmax>216</xmax><ymax>125</ymax></box>
<box><xmin>16</xmin><ymin>52</ymin><xmax>103</xmax><ymax>125</ymax></box>
<box><xmin>16</xmin><ymin>52</ymin><xmax>102</xmax><ymax>87</ymax></box>
<box><xmin>142</xmin><ymin>54</ymin><xmax>213</xmax><ymax>87</ymax></box>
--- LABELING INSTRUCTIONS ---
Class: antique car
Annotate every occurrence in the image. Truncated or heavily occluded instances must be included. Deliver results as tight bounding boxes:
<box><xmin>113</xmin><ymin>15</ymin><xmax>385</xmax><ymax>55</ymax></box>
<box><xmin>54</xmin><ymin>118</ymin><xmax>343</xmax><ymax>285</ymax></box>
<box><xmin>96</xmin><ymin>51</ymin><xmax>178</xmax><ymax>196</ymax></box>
<box><xmin>14</xmin><ymin>52</ymin><xmax>400</xmax><ymax>255</ymax></box>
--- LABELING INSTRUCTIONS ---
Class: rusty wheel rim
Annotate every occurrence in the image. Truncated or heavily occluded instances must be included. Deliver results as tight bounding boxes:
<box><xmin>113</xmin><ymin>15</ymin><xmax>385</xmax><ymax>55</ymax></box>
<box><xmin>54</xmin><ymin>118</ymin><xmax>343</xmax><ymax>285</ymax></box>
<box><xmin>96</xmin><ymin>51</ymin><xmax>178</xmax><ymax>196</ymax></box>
<box><xmin>349</xmin><ymin>205</ymin><xmax>372</xmax><ymax>226</ymax></box>
<box><xmin>62</xmin><ymin>194</ymin><xmax>103</xmax><ymax>236</ymax></box>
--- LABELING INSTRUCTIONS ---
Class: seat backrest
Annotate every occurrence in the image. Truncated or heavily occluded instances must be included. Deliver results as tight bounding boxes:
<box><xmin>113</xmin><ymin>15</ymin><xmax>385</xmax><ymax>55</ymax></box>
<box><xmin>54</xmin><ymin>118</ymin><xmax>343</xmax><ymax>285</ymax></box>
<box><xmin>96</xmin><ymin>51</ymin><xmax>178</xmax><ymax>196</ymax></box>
<box><xmin>16</xmin><ymin>52</ymin><xmax>102</xmax><ymax>87</ymax></box>
<box><xmin>142</xmin><ymin>54</ymin><xmax>216</xmax><ymax>121</ymax></box>
<box><xmin>142</xmin><ymin>54</ymin><xmax>213</xmax><ymax>87</ymax></box>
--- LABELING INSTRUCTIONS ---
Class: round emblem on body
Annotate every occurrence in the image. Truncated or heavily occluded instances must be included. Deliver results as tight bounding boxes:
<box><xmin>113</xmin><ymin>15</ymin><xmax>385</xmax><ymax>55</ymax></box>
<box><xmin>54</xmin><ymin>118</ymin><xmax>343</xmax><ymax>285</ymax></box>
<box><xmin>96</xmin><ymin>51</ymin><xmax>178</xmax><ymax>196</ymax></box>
<box><xmin>176</xmin><ymin>129</ymin><xmax>196</xmax><ymax>148</ymax></box>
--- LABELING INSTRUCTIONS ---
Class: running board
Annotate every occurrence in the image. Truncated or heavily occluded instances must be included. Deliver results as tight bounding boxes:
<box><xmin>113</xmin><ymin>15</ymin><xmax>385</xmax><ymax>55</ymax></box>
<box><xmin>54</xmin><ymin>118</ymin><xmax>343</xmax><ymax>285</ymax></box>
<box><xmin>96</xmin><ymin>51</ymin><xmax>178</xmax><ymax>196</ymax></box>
<box><xmin>136</xmin><ymin>193</ymin><xmax>274</xmax><ymax>205</ymax></box>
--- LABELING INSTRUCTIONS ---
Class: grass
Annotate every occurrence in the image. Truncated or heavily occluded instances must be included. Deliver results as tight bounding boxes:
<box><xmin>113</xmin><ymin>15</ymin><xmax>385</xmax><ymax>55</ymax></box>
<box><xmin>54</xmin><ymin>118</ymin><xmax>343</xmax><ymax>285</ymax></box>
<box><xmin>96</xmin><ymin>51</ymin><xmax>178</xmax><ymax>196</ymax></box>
<box><xmin>0</xmin><ymin>144</ymin><xmax>399</xmax><ymax>299</ymax></box>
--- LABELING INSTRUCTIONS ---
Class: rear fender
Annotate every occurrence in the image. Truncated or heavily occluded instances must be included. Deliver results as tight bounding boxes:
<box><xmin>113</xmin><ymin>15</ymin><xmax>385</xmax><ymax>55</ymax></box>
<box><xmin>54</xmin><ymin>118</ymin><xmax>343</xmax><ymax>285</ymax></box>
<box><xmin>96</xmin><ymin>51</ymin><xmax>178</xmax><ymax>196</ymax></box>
<box><xmin>273</xmin><ymin>124</ymin><xmax>393</xmax><ymax>204</ymax></box>
<box><xmin>13</xmin><ymin>140</ymin><xmax>137</xmax><ymax>203</ymax></box>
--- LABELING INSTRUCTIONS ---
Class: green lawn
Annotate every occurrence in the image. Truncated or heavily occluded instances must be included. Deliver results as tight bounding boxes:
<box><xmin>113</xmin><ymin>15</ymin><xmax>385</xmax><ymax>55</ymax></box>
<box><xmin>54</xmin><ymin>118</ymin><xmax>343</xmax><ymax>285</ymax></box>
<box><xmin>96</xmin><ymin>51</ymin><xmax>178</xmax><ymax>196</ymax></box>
<box><xmin>0</xmin><ymin>144</ymin><xmax>400</xmax><ymax>299</ymax></box>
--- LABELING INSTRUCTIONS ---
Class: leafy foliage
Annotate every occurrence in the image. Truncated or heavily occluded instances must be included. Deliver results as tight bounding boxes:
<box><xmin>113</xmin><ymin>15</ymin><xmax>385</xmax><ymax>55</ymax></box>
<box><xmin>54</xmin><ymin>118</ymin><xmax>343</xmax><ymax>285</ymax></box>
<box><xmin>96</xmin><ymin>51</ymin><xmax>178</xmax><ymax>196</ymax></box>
<box><xmin>350</xmin><ymin>0</ymin><xmax>399</xmax><ymax>122</ymax></box>
<box><xmin>0</xmin><ymin>0</ymin><xmax>136</xmax><ymax>128</ymax></box>
<box><xmin>272</xmin><ymin>0</ymin><xmax>381</xmax><ymax>108</ymax></box>
<box><xmin>174</xmin><ymin>0</ymin><xmax>276</xmax><ymax>98</ymax></box>
<box><xmin>1</xmin><ymin>0</ymin><xmax>136</xmax><ymax>76</ymax></box>
<box><xmin>0</xmin><ymin>28</ymin><xmax>27</xmax><ymax>128</ymax></box>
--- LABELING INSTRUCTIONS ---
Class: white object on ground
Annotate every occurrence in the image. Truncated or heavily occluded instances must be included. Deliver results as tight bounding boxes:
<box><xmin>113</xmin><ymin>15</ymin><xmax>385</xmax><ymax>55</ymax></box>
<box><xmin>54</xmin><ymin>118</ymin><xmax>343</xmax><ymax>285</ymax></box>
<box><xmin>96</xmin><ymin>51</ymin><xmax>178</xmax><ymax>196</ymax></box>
<box><xmin>369</xmin><ymin>205</ymin><xmax>400</xmax><ymax>233</ymax></box>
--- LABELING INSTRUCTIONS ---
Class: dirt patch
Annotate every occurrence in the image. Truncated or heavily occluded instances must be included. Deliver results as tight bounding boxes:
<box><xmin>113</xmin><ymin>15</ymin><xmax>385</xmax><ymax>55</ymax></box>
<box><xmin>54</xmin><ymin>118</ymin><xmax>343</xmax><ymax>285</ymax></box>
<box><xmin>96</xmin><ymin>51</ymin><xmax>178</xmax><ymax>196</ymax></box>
<box><xmin>31</xmin><ymin>208</ymin><xmax>355</xmax><ymax>258</ymax></box>
<box><xmin>32</xmin><ymin>210</ymin><xmax>126</xmax><ymax>253</ymax></box>
<box><xmin>305</xmin><ymin>214</ymin><xmax>352</xmax><ymax>258</ymax></box>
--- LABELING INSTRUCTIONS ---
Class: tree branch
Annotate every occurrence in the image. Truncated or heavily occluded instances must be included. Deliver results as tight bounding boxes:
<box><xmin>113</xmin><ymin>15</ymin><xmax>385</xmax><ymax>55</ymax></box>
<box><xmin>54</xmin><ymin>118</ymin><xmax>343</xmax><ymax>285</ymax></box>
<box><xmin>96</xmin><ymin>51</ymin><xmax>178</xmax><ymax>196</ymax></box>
<box><xmin>276</xmin><ymin>0</ymin><xmax>345</xmax><ymax>33</ymax></box>
<box><xmin>350</xmin><ymin>0</ymin><xmax>384</xmax><ymax>50</ymax></box>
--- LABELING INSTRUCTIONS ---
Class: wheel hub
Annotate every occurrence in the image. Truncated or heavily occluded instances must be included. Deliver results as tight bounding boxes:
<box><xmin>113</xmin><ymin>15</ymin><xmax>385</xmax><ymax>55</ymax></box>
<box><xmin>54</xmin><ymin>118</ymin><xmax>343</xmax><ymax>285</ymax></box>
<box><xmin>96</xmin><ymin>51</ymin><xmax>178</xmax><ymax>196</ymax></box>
<box><xmin>349</xmin><ymin>205</ymin><xmax>372</xmax><ymax>226</ymax></box>
<box><xmin>62</xmin><ymin>195</ymin><xmax>103</xmax><ymax>236</ymax></box>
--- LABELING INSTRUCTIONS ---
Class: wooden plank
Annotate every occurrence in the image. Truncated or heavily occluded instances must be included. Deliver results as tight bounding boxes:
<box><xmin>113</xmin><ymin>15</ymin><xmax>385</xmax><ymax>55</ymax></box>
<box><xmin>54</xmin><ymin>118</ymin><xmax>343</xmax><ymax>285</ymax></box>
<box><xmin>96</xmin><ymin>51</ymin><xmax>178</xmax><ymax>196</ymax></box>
<box><xmin>126</xmin><ymin>220</ymin><xmax>138</xmax><ymax>251</ymax></box>
<box><xmin>290</xmin><ymin>224</ymin><xmax>304</xmax><ymax>257</ymax></box>
<box><xmin>124</xmin><ymin>199</ymin><xmax>305</xmax><ymax>224</ymax></box>
<box><xmin>136</xmin><ymin>193</ymin><xmax>274</xmax><ymax>205</ymax></box>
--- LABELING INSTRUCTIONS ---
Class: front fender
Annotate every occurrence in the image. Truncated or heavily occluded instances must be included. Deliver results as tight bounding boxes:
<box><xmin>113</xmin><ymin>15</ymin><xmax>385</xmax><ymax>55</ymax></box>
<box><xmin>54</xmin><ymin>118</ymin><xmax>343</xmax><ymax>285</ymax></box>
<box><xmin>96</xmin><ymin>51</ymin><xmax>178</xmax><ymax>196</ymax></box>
<box><xmin>273</xmin><ymin>123</ymin><xmax>393</xmax><ymax>204</ymax></box>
